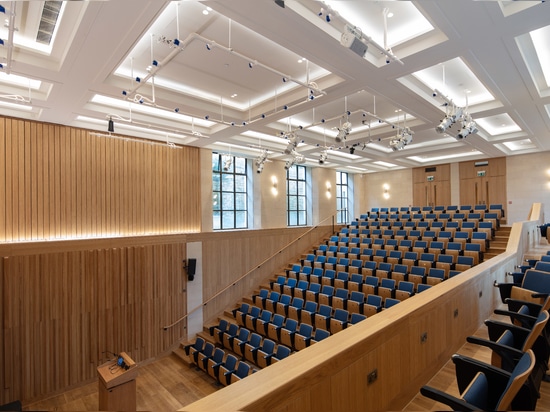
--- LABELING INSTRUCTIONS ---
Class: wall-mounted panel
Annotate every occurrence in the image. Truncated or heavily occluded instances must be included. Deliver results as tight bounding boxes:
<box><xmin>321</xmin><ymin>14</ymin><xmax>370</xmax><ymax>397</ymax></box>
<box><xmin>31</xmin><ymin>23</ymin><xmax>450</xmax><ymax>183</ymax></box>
<box><xmin>0</xmin><ymin>117</ymin><xmax>201</xmax><ymax>242</ymax></box>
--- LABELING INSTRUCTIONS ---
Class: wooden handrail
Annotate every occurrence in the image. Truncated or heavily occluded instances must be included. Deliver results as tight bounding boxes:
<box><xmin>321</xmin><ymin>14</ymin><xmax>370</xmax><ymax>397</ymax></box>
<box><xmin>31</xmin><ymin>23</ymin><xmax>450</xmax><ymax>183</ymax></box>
<box><xmin>163</xmin><ymin>214</ymin><xmax>338</xmax><ymax>330</ymax></box>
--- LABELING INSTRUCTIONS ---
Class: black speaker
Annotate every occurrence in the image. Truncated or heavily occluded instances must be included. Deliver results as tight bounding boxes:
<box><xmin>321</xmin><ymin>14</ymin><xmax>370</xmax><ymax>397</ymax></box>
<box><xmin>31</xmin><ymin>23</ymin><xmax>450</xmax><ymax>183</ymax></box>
<box><xmin>187</xmin><ymin>258</ymin><xmax>197</xmax><ymax>281</ymax></box>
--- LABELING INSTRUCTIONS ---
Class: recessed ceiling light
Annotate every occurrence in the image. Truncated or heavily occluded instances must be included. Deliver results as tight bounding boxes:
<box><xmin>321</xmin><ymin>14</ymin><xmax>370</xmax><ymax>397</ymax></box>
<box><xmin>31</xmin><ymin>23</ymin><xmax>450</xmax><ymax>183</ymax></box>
<box><xmin>206</xmin><ymin>6</ymin><xmax>212</xmax><ymax>11</ymax></box>
<box><xmin>202</xmin><ymin>9</ymin><xmax>209</xmax><ymax>15</ymax></box>
<box><xmin>231</xmin><ymin>93</ymin><xmax>238</xmax><ymax>98</ymax></box>
<box><xmin>387</xmin><ymin>12</ymin><xmax>394</xmax><ymax>18</ymax></box>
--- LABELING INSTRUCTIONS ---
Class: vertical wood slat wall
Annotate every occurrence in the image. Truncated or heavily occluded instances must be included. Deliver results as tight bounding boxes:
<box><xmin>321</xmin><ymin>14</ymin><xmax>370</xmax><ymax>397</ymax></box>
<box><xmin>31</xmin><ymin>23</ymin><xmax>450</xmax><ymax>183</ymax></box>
<box><xmin>0</xmin><ymin>116</ymin><xmax>201</xmax><ymax>242</ymax></box>
<box><xmin>0</xmin><ymin>116</ymin><xmax>200</xmax><ymax>404</ymax></box>
<box><xmin>1</xmin><ymin>241</ymin><xmax>188</xmax><ymax>404</ymax></box>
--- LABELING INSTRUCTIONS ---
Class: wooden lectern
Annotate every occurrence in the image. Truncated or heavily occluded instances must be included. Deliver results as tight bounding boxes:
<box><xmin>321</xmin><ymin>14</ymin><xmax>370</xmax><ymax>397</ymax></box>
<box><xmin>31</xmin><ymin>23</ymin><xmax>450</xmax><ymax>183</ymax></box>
<box><xmin>97</xmin><ymin>352</ymin><xmax>138</xmax><ymax>411</ymax></box>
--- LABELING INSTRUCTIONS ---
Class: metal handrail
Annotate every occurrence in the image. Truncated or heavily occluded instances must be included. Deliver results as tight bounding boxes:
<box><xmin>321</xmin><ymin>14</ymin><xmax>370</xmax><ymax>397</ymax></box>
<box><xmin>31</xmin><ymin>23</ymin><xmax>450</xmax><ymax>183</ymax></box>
<box><xmin>163</xmin><ymin>214</ymin><xmax>338</xmax><ymax>330</ymax></box>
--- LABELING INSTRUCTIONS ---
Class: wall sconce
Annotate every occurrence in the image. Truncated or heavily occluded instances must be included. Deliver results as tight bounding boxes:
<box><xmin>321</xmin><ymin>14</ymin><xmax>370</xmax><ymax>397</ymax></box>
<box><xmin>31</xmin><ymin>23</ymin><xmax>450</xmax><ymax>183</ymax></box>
<box><xmin>383</xmin><ymin>183</ymin><xmax>390</xmax><ymax>200</ymax></box>
<box><xmin>326</xmin><ymin>181</ymin><xmax>332</xmax><ymax>199</ymax></box>
<box><xmin>271</xmin><ymin>176</ymin><xmax>278</xmax><ymax>196</ymax></box>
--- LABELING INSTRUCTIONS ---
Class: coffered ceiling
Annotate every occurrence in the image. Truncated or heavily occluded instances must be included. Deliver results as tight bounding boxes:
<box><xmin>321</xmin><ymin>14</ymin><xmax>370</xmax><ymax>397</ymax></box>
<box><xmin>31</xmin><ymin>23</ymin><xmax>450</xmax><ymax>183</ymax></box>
<box><xmin>1</xmin><ymin>0</ymin><xmax>549</xmax><ymax>173</ymax></box>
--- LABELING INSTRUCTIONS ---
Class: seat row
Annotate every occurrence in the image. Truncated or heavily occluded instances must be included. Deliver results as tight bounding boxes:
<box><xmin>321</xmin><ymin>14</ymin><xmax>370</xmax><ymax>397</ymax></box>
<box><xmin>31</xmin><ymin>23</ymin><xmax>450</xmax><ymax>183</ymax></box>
<box><xmin>421</xmin><ymin>284</ymin><xmax>549</xmax><ymax>410</ymax></box>
<box><xmin>343</xmin><ymin>221</ymin><xmax>494</xmax><ymax>240</ymax></box>
<box><xmin>235</xmin><ymin>299</ymin><xmax>368</xmax><ymax>339</ymax></box>
<box><xmin>324</xmin><ymin>233</ymin><xmax>488</xmax><ymax>256</ymax></box>
<box><xmin>355</xmin><ymin>212</ymin><xmax>497</xmax><ymax>228</ymax></box>
<box><xmin>309</xmin><ymin>243</ymin><xmax>481</xmax><ymax>269</ymax></box>
<box><xmin>361</xmin><ymin>203</ymin><xmax>504</xmax><ymax>218</ymax></box>
<box><xmin>184</xmin><ymin>337</ymin><xmax>255</xmax><ymax>386</ymax></box>
<box><xmin>292</xmin><ymin>255</ymin><xmax>475</xmax><ymax>286</ymax></box>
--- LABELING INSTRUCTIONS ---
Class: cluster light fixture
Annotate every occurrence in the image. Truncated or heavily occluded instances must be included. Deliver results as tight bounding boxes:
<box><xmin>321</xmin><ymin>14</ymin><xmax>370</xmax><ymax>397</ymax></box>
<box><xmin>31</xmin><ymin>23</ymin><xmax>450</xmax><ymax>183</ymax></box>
<box><xmin>255</xmin><ymin>149</ymin><xmax>268</xmax><ymax>174</ymax></box>
<box><xmin>434</xmin><ymin>89</ymin><xmax>478</xmax><ymax>140</ymax></box>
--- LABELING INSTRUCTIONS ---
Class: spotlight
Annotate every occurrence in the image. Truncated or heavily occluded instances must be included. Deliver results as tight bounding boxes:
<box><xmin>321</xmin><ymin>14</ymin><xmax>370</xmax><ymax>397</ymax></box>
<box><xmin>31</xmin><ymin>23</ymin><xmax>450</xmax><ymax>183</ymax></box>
<box><xmin>389</xmin><ymin>128</ymin><xmax>413</xmax><ymax>151</ymax></box>
<box><xmin>223</xmin><ymin>157</ymin><xmax>232</xmax><ymax>171</ymax></box>
<box><xmin>436</xmin><ymin>115</ymin><xmax>455</xmax><ymax>134</ymax></box>
<box><xmin>283</xmin><ymin>132</ymin><xmax>298</xmax><ymax>154</ymax></box>
<box><xmin>349</xmin><ymin>146</ymin><xmax>355</xmax><ymax>154</ymax></box>
<box><xmin>319</xmin><ymin>151</ymin><xmax>328</xmax><ymax>164</ymax></box>
<box><xmin>389</xmin><ymin>138</ymin><xmax>404</xmax><ymax>151</ymax></box>
<box><xmin>108</xmin><ymin>117</ymin><xmax>114</xmax><ymax>133</ymax></box>
<box><xmin>284</xmin><ymin>159</ymin><xmax>295</xmax><ymax>170</ymax></box>
<box><xmin>255</xmin><ymin>149</ymin><xmax>268</xmax><ymax>173</ymax></box>
<box><xmin>436</xmin><ymin>107</ymin><xmax>463</xmax><ymax>134</ymax></box>
<box><xmin>206</xmin><ymin>44</ymin><xmax>212</xmax><ymax>51</ymax></box>
<box><xmin>335</xmin><ymin>121</ymin><xmax>352</xmax><ymax>143</ymax></box>
<box><xmin>274</xmin><ymin>0</ymin><xmax>285</xmax><ymax>7</ymax></box>
<box><xmin>456</xmin><ymin>121</ymin><xmax>478</xmax><ymax>140</ymax></box>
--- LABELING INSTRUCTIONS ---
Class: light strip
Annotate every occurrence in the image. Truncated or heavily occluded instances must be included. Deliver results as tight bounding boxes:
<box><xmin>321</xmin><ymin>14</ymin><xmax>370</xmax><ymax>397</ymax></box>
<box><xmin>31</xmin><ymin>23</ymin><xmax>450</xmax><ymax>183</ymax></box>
<box><xmin>407</xmin><ymin>150</ymin><xmax>483</xmax><ymax>163</ymax></box>
<box><xmin>530</xmin><ymin>26</ymin><xmax>550</xmax><ymax>89</ymax></box>
<box><xmin>91</xmin><ymin>94</ymin><xmax>214</xmax><ymax>127</ymax></box>
<box><xmin>0</xmin><ymin>100</ymin><xmax>33</xmax><ymax>111</ymax></box>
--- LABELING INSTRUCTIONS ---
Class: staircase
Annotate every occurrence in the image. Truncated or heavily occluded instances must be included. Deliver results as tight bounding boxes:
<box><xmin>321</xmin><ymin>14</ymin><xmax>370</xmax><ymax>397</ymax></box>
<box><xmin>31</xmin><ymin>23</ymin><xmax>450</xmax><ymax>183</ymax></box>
<box><xmin>483</xmin><ymin>225</ymin><xmax>511</xmax><ymax>261</ymax></box>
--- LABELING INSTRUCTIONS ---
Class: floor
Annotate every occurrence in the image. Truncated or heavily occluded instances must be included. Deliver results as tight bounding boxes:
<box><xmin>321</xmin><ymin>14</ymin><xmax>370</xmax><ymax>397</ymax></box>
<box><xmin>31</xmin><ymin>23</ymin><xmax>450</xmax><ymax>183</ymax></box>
<box><xmin>23</xmin><ymin>239</ymin><xmax>550</xmax><ymax>411</ymax></box>
<box><xmin>23</xmin><ymin>355</ymin><xmax>219</xmax><ymax>411</ymax></box>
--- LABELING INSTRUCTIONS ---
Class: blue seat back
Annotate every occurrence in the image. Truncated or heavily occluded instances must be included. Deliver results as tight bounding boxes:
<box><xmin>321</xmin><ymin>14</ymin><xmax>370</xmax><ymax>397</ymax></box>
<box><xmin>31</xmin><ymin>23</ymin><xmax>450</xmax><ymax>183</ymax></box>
<box><xmin>262</xmin><ymin>338</ymin><xmax>276</xmax><ymax>353</ymax></box>
<box><xmin>272</xmin><ymin>314</ymin><xmax>285</xmax><ymax>327</ymax></box>
<box><xmin>522</xmin><ymin>269</ymin><xmax>550</xmax><ymax>293</ymax></box>
<box><xmin>318</xmin><ymin>304</ymin><xmax>332</xmax><ymax>317</ymax></box>
<box><xmin>321</xmin><ymin>285</ymin><xmax>334</xmax><ymax>296</ymax></box>
<box><xmin>235</xmin><ymin>362</ymin><xmax>250</xmax><ymax>378</ymax></box>
<box><xmin>283</xmin><ymin>318</ymin><xmax>298</xmax><ymax>332</ymax></box>
<box><xmin>350</xmin><ymin>313</ymin><xmax>367</xmax><ymax>324</ymax></box>
<box><xmin>259</xmin><ymin>310</ymin><xmax>272</xmax><ymax>323</ymax></box>
<box><xmin>350</xmin><ymin>291</ymin><xmax>365</xmax><ymax>302</ymax></box>
<box><xmin>335</xmin><ymin>288</ymin><xmax>348</xmax><ymax>299</ymax></box>
<box><xmin>237</xmin><ymin>328</ymin><xmax>250</xmax><ymax>341</ymax></box>
<box><xmin>304</xmin><ymin>301</ymin><xmax>317</xmax><ymax>313</ymax></box>
<box><xmin>334</xmin><ymin>308</ymin><xmax>349</xmax><ymax>322</ymax></box>
<box><xmin>276</xmin><ymin>345</ymin><xmax>291</xmax><ymax>359</ymax></box>
<box><xmin>314</xmin><ymin>329</ymin><xmax>330</xmax><ymax>341</ymax></box>
<box><xmin>298</xmin><ymin>323</ymin><xmax>313</xmax><ymax>337</ymax></box>
<box><xmin>366</xmin><ymin>294</ymin><xmax>382</xmax><ymax>307</ymax></box>
<box><xmin>365</xmin><ymin>276</ymin><xmax>378</xmax><ymax>286</ymax></box>
<box><xmin>399</xmin><ymin>281</ymin><xmax>414</xmax><ymax>293</ymax></box>
<box><xmin>384</xmin><ymin>298</ymin><xmax>400</xmax><ymax>308</ymax></box>
<box><xmin>534</xmin><ymin>261</ymin><xmax>550</xmax><ymax>272</ymax></box>
<box><xmin>410</xmin><ymin>266</ymin><xmax>426</xmax><ymax>276</ymax></box>
<box><xmin>380</xmin><ymin>278</ymin><xmax>395</xmax><ymax>289</ymax></box>
<box><xmin>428</xmin><ymin>268</ymin><xmax>445</xmax><ymax>280</ymax></box>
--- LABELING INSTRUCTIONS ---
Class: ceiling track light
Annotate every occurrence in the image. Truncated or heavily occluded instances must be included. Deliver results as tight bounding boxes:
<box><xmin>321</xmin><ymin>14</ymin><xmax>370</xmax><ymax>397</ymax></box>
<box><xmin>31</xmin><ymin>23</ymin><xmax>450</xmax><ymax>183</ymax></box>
<box><xmin>108</xmin><ymin>116</ymin><xmax>114</xmax><ymax>133</ymax></box>
<box><xmin>123</xmin><ymin>30</ymin><xmax>326</xmax><ymax>118</ymax></box>
<box><xmin>223</xmin><ymin>157</ymin><xmax>232</xmax><ymax>171</ymax></box>
<box><xmin>319</xmin><ymin>150</ymin><xmax>328</xmax><ymax>164</ymax></box>
<box><xmin>255</xmin><ymin>149</ymin><xmax>268</xmax><ymax>173</ymax></box>
<box><xmin>316</xmin><ymin>3</ymin><xmax>403</xmax><ymax>65</ymax></box>
<box><xmin>1</xmin><ymin>2</ymin><xmax>16</xmax><ymax>74</ymax></box>
<box><xmin>335</xmin><ymin>121</ymin><xmax>352</xmax><ymax>143</ymax></box>
<box><xmin>433</xmin><ymin>89</ymin><xmax>478</xmax><ymax>139</ymax></box>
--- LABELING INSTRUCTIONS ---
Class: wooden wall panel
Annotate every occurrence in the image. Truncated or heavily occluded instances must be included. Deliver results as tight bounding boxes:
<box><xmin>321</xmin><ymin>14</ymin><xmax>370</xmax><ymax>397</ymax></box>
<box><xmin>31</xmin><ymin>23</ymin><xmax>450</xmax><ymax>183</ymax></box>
<box><xmin>0</xmin><ymin>241</ymin><xmax>188</xmax><ymax>404</ymax></box>
<box><xmin>412</xmin><ymin>164</ymin><xmax>451</xmax><ymax>207</ymax></box>
<box><xmin>0</xmin><ymin>116</ymin><xmax>201</xmax><ymax>242</ymax></box>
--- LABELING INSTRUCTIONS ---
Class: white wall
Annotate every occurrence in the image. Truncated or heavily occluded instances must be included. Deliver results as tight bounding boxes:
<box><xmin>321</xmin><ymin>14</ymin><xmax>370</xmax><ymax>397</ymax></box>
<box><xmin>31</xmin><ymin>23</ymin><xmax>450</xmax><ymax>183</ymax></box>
<box><xmin>201</xmin><ymin>149</ymin><xmax>550</xmax><ymax>230</ymax></box>
<box><xmin>311</xmin><ymin>167</ymin><xmax>337</xmax><ymax>225</ymax></box>
<box><xmin>506</xmin><ymin>152</ymin><xmax>550</xmax><ymax>224</ymax></box>
<box><xmin>359</xmin><ymin>168</ymin><xmax>414</xmax><ymax>212</ymax></box>
<box><xmin>255</xmin><ymin>159</ymin><xmax>288</xmax><ymax>229</ymax></box>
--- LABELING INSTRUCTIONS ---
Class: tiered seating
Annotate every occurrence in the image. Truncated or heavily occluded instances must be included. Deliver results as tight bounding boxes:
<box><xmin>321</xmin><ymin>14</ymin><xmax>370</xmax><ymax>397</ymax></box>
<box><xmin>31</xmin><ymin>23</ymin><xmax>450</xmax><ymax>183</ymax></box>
<box><xmin>184</xmin><ymin>203</ymin><xmax>508</xmax><ymax>388</ymax></box>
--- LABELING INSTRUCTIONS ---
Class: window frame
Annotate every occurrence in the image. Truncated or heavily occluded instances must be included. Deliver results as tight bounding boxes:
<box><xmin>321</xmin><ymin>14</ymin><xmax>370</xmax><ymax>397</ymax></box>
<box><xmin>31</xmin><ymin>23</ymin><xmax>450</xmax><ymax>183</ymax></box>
<box><xmin>212</xmin><ymin>153</ymin><xmax>248</xmax><ymax>230</ymax></box>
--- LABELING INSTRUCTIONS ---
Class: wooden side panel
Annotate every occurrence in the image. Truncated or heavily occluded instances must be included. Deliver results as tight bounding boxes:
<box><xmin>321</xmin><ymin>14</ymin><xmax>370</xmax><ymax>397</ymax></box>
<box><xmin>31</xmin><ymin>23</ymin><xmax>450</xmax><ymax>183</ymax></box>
<box><xmin>412</xmin><ymin>164</ymin><xmax>451</xmax><ymax>207</ymax></box>
<box><xmin>0</xmin><ymin>116</ymin><xmax>201</xmax><ymax>242</ymax></box>
<box><xmin>0</xmin><ymin>241</ymin><xmax>187</xmax><ymax>404</ymax></box>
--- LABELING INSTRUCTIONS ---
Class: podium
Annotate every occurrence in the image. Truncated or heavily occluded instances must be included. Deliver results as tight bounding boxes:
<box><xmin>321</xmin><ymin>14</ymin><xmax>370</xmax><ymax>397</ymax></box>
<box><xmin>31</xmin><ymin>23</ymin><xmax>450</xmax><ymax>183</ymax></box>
<box><xmin>97</xmin><ymin>352</ymin><xmax>138</xmax><ymax>411</ymax></box>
